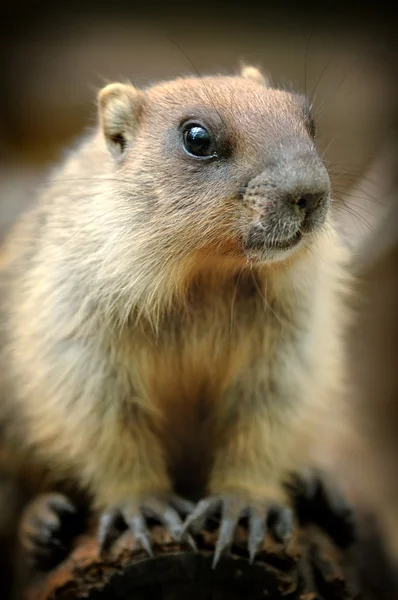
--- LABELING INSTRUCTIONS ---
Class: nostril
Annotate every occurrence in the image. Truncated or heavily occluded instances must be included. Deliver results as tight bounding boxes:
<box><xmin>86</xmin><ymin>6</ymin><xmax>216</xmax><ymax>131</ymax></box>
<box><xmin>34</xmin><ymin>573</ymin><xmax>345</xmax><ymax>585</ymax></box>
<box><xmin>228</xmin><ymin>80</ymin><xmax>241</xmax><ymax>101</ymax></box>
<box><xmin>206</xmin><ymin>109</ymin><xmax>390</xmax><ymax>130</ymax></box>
<box><xmin>295</xmin><ymin>197</ymin><xmax>307</xmax><ymax>210</ymax></box>
<box><xmin>292</xmin><ymin>192</ymin><xmax>326</xmax><ymax>212</ymax></box>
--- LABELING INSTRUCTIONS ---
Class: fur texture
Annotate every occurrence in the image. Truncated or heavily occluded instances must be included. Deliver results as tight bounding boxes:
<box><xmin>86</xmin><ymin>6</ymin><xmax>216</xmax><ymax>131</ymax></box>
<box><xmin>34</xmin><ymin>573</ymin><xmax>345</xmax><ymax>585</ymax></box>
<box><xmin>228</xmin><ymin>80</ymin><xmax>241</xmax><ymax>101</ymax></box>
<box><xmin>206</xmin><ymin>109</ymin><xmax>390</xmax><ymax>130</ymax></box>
<box><xmin>0</xmin><ymin>67</ymin><xmax>350</xmax><ymax>517</ymax></box>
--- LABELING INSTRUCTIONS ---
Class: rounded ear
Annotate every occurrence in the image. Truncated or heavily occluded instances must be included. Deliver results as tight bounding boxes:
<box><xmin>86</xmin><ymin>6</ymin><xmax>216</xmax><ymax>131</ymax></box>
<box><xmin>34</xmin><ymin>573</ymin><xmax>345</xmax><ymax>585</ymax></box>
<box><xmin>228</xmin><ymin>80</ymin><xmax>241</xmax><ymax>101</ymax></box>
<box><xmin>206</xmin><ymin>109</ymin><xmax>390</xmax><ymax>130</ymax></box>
<box><xmin>98</xmin><ymin>83</ymin><xmax>144</xmax><ymax>158</ymax></box>
<box><xmin>240</xmin><ymin>64</ymin><xmax>269</xmax><ymax>86</ymax></box>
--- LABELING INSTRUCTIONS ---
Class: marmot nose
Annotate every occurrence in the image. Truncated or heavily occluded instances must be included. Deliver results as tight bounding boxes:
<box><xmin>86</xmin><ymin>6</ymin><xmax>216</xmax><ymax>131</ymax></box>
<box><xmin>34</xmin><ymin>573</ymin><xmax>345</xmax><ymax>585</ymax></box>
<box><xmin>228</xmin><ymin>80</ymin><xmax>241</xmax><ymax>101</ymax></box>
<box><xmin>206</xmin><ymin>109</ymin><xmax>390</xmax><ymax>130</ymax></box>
<box><xmin>289</xmin><ymin>191</ymin><xmax>326</xmax><ymax>214</ymax></box>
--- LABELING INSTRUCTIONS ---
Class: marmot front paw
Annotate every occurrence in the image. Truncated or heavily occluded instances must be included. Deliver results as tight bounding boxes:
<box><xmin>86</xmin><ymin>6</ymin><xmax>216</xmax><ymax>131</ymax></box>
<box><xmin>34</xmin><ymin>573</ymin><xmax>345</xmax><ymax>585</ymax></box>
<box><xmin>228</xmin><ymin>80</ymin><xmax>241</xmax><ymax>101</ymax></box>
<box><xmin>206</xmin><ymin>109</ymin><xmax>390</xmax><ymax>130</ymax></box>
<box><xmin>181</xmin><ymin>493</ymin><xmax>294</xmax><ymax>567</ymax></box>
<box><xmin>98</xmin><ymin>494</ymin><xmax>196</xmax><ymax>556</ymax></box>
<box><xmin>19</xmin><ymin>492</ymin><xmax>84</xmax><ymax>571</ymax></box>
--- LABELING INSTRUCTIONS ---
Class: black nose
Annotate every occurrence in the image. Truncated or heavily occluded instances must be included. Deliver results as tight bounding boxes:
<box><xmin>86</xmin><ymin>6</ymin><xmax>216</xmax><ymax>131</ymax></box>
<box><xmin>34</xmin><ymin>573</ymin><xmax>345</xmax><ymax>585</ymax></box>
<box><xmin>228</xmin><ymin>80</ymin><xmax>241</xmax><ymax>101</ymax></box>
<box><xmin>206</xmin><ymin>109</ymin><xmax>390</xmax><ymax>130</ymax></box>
<box><xmin>290</xmin><ymin>192</ymin><xmax>326</xmax><ymax>214</ymax></box>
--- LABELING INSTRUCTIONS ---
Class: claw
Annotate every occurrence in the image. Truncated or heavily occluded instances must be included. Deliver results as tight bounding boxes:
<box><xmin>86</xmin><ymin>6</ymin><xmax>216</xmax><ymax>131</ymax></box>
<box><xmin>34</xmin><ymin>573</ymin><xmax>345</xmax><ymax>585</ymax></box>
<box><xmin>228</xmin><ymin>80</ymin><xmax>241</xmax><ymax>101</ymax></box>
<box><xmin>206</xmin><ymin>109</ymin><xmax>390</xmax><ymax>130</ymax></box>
<box><xmin>142</xmin><ymin>498</ymin><xmax>197</xmax><ymax>550</ymax></box>
<box><xmin>248</xmin><ymin>508</ymin><xmax>267</xmax><ymax>564</ymax></box>
<box><xmin>142</xmin><ymin>498</ymin><xmax>184</xmax><ymax>542</ymax></box>
<box><xmin>212</xmin><ymin>498</ymin><xmax>243</xmax><ymax>569</ymax></box>
<box><xmin>169</xmin><ymin>496</ymin><xmax>196</xmax><ymax>516</ymax></box>
<box><xmin>98</xmin><ymin>509</ymin><xmax>122</xmax><ymax>554</ymax></box>
<box><xmin>19</xmin><ymin>492</ymin><xmax>83</xmax><ymax>572</ymax></box>
<box><xmin>98</xmin><ymin>494</ymin><xmax>196</xmax><ymax>556</ymax></box>
<box><xmin>181</xmin><ymin>497</ymin><xmax>221</xmax><ymax>537</ymax></box>
<box><xmin>48</xmin><ymin>494</ymin><xmax>78</xmax><ymax>517</ymax></box>
<box><xmin>135</xmin><ymin>532</ymin><xmax>154</xmax><ymax>557</ymax></box>
<box><xmin>184</xmin><ymin>532</ymin><xmax>198</xmax><ymax>551</ymax></box>
<box><xmin>128</xmin><ymin>513</ymin><xmax>153</xmax><ymax>557</ymax></box>
<box><xmin>212</xmin><ymin>520</ymin><xmax>236</xmax><ymax>568</ymax></box>
<box><xmin>183</xmin><ymin>494</ymin><xmax>293</xmax><ymax>568</ymax></box>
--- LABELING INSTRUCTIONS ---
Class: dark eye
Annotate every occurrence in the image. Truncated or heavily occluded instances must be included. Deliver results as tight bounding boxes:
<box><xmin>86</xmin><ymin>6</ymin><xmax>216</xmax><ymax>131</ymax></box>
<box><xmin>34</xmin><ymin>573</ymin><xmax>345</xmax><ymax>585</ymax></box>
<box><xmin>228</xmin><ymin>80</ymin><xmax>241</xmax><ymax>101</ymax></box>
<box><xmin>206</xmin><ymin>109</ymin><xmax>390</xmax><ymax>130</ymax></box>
<box><xmin>182</xmin><ymin>124</ymin><xmax>216</xmax><ymax>158</ymax></box>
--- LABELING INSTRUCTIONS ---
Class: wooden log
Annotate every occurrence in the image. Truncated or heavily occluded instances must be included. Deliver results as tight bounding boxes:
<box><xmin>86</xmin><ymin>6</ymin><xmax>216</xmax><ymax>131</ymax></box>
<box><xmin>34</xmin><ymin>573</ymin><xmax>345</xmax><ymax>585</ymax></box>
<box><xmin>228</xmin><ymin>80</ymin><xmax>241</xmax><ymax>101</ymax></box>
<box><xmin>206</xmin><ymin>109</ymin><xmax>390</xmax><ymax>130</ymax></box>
<box><xmin>24</xmin><ymin>519</ymin><xmax>361</xmax><ymax>600</ymax></box>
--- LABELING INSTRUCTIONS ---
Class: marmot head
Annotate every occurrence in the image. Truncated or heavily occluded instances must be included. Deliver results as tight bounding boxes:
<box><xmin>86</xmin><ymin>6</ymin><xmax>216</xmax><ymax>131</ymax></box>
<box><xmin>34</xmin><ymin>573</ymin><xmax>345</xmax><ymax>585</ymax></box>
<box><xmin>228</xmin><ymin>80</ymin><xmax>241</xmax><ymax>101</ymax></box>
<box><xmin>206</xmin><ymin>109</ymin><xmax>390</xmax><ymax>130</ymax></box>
<box><xmin>98</xmin><ymin>65</ymin><xmax>330</xmax><ymax>280</ymax></box>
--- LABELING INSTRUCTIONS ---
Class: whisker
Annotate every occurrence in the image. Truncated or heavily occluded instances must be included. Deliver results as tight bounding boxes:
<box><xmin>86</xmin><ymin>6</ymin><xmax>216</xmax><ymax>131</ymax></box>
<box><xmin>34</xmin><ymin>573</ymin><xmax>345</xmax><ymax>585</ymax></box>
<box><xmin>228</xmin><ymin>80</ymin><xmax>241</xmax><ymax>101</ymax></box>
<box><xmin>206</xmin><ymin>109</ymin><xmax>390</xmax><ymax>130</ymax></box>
<box><xmin>229</xmin><ymin>269</ymin><xmax>244</xmax><ymax>335</ymax></box>
<box><xmin>333</xmin><ymin>203</ymin><xmax>374</xmax><ymax>233</ymax></box>
<box><xmin>320</xmin><ymin>134</ymin><xmax>341</xmax><ymax>160</ymax></box>
<box><xmin>310</xmin><ymin>46</ymin><xmax>335</xmax><ymax>110</ymax></box>
<box><xmin>333</xmin><ymin>188</ymin><xmax>387</xmax><ymax>207</ymax></box>
<box><xmin>59</xmin><ymin>207</ymin><xmax>123</xmax><ymax>247</ymax></box>
<box><xmin>162</xmin><ymin>35</ymin><xmax>228</xmax><ymax>130</ymax></box>
<box><xmin>303</xmin><ymin>26</ymin><xmax>315</xmax><ymax>99</ymax></box>
<box><xmin>43</xmin><ymin>177</ymin><xmax>137</xmax><ymax>186</ymax></box>
<box><xmin>250</xmin><ymin>270</ymin><xmax>285</xmax><ymax>329</ymax></box>
<box><xmin>339</xmin><ymin>199</ymin><xmax>378</xmax><ymax>219</ymax></box>
<box><xmin>312</xmin><ymin>53</ymin><xmax>371</xmax><ymax>120</ymax></box>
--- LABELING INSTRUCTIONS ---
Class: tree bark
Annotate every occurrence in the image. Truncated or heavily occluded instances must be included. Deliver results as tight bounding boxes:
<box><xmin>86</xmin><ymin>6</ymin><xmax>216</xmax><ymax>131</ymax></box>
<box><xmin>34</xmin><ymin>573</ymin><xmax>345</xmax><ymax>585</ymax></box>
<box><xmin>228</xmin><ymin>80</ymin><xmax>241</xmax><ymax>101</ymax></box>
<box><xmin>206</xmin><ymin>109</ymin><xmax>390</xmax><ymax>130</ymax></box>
<box><xmin>24</xmin><ymin>520</ymin><xmax>362</xmax><ymax>600</ymax></box>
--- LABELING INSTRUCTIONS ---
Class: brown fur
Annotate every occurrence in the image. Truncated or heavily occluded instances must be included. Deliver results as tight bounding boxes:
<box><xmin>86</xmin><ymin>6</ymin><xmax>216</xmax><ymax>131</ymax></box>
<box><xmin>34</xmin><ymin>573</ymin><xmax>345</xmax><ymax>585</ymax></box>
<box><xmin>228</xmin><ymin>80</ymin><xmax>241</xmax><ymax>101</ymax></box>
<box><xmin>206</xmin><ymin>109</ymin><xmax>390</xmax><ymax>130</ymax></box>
<box><xmin>0</xmin><ymin>67</ymin><xmax>350</xmax><ymax>522</ymax></box>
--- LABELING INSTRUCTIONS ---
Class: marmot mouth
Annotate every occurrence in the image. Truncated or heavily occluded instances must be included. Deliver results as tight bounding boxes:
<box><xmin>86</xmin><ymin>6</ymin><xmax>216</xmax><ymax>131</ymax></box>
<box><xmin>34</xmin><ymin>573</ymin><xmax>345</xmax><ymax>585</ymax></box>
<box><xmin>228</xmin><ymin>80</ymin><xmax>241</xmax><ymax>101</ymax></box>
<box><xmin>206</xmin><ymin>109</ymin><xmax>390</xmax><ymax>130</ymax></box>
<box><xmin>244</xmin><ymin>227</ymin><xmax>304</xmax><ymax>256</ymax></box>
<box><xmin>266</xmin><ymin>230</ymin><xmax>302</xmax><ymax>250</ymax></box>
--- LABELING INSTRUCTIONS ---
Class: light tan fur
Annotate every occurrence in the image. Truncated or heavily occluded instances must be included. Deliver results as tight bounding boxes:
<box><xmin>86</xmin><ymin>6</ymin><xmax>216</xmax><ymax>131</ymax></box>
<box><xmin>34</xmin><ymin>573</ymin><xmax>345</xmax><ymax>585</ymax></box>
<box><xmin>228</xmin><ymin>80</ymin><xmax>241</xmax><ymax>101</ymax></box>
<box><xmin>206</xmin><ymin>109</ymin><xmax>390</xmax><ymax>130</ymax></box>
<box><xmin>0</xmin><ymin>67</ymin><xmax>350</xmax><ymax>519</ymax></box>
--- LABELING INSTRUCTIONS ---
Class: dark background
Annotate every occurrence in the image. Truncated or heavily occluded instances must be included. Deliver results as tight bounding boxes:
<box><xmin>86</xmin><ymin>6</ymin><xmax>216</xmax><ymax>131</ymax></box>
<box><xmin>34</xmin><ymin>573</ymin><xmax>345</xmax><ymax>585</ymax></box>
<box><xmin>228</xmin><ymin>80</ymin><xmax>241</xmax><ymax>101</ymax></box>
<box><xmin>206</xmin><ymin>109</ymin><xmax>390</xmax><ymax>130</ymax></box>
<box><xmin>1</xmin><ymin>1</ymin><xmax>398</xmax><ymax>593</ymax></box>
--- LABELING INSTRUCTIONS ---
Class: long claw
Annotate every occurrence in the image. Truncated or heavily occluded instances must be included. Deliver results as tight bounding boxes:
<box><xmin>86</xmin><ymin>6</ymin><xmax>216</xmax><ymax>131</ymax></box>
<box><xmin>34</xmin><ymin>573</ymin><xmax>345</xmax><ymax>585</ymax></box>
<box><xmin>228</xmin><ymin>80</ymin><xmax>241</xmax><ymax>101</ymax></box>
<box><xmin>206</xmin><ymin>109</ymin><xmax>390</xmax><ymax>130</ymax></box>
<box><xmin>128</xmin><ymin>513</ymin><xmax>153</xmax><ymax>556</ymax></box>
<box><xmin>183</xmin><ymin>494</ymin><xmax>293</xmax><ymax>568</ymax></box>
<box><xmin>169</xmin><ymin>496</ymin><xmax>196</xmax><ymax>516</ymax></box>
<box><xmin>212</xmin><ymin>521</ymin><xmax>235</xmax><ymax>568</ymax></box>
<box><xmin>98</xmin><ymin>495</ymin><xmax>198</xmax><ymax>557</ymax></box>
<box><xmin>142</xmin><ymin>498</ymin><xmax>197</xmax><ymax>550</ymax></box>
<box><xmin>184</xmin><ymin>532</ymin><xmax>198</xmax><ymax>551</ymax></box>
<box><xmin>47</xmin><ymin>494</ymin><xmax>78</xmax><ymax>517</ymax></box>
<box><xmin>135</xmin><ymin>532</ymin><xmax>153</xmax><ymax>557</ymax></box>
<box><xmin>248</xmin><ymin>508</ymin><xmax>267</xmax><ymax>564</ymax></box>
<box><xmin>181</xmin><ymin>497</ymin><xmax>221</xmax><ymax>537</ymax></box>
<box><xmin>157</xmin><ymin>505</ymin><xmax>184</xmax><ymax>541</ymax></box>
<box><xmin>142</xmin><ymin>498</ymin><xmax>183</xmax><ymax>542</ymax></box>
<box><xmin>212</xmin><ymin>499</ymin><xmax>242</xmax><ymax>569</ymax></box>
<box><xmin>98</xmin><ymin>509</ymin><xmax>121</xmax><ymax>555</ymax></box>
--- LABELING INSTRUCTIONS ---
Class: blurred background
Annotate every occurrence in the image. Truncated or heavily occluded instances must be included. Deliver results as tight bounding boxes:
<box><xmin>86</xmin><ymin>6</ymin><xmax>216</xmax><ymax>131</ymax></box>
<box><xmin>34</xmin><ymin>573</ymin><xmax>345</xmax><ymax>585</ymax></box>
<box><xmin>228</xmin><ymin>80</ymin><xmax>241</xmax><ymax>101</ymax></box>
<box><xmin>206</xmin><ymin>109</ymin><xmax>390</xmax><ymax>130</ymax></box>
<box><xmin>1</xmin><ymin>1</ymin><xmax>398</xmax><ymax>597</ymax></box>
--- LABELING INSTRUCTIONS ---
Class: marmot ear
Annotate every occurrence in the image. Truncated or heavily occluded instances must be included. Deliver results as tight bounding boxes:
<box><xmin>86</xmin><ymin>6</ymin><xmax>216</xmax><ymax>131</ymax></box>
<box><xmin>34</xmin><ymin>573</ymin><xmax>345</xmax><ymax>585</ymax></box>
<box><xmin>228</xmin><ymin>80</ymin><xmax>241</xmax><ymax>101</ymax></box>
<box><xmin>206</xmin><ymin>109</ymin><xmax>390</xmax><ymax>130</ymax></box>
<box><xmin>98</xmin><ymin>83</ymin><xmax>144</xmax><ymax>158</ymax></box>
<box><xmin>240</xmin><ymin>64</ymin><xmax>269</xmax><ymax>86</ymax></box>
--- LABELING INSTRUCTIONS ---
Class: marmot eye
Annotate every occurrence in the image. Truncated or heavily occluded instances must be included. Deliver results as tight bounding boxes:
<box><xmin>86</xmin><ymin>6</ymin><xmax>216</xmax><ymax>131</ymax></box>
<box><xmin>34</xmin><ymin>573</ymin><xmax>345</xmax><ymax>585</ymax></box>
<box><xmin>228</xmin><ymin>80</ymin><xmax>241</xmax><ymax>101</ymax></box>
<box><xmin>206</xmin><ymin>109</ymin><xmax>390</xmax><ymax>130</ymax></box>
<box><xmin>182</xmin><ymin>124</ymin><xmax>216</xmax><ymax>158</ymax></box>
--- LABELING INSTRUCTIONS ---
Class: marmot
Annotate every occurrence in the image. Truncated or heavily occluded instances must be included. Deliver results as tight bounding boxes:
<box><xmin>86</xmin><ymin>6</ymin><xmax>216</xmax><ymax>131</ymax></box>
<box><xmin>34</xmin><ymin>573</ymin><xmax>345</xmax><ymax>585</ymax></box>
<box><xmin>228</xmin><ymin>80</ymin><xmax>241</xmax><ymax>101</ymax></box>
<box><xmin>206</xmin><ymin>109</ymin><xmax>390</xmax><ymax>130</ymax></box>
<box><xmin>0</xmin><ymin>65</ymin><xmax>351</xmax><ymax>570</ymax></box>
